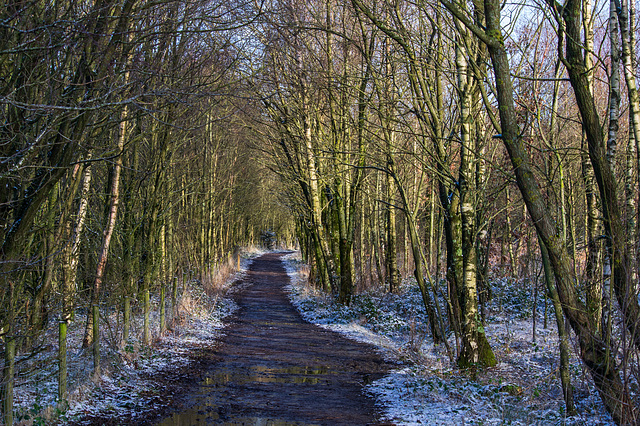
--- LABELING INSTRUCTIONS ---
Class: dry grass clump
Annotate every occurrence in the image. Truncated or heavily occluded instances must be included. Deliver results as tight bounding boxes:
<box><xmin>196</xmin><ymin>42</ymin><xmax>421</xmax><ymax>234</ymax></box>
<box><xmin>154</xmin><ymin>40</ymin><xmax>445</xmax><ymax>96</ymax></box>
<box><xmin>177</xmin><ymin>291</ymin><xmax>213</xmax><ymax>320</ymax></box>
<box><xmin>199</xmin><ymin>255</ymin><xmax>240</xmax><ymax>297</ymax></box>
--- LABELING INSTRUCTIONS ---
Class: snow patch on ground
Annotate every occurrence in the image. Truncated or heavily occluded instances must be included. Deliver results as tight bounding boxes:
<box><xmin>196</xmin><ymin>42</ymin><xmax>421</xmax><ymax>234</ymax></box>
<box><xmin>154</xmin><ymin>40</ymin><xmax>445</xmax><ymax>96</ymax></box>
<box><xmin>281</xmin><ymin>251</ymin><xmax>615</xmax><ymax>426</ymax></box>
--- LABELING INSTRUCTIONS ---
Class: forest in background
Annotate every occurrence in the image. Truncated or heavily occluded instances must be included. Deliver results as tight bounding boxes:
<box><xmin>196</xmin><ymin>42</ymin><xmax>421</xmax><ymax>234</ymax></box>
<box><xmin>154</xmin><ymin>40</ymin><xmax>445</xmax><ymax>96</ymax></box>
<box><xmin>2</xmin><ymin>0</ymin><xmax>640</xmax><ymax>424</ymax></box>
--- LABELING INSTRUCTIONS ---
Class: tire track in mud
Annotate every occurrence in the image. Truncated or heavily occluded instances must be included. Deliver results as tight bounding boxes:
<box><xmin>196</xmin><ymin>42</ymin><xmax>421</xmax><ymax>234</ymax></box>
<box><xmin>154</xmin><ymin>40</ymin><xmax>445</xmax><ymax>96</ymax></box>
<box><xmin>156</xmin><ymin>252</ymin><xmax>392</xmax><ymax>425</ymax></box>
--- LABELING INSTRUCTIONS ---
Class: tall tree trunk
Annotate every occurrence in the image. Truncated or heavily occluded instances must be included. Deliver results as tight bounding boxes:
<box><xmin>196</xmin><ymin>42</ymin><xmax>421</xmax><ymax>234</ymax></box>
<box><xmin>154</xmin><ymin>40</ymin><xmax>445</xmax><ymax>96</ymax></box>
<box><xmin>304</xmin><ymin>106</ymin><xmax>336</xmax><ymax>291</ymax></box>
<box><xmin>455</xmin><ymin>32</ymin><xmax>496</xmax><ymax>369</ymax></box>
<box><xmin>371</xmin><ymin>177</ymin><xmax>386</xmax><ymax>286</ymax></box>
<box><xmin>539</xmin><ymin>235</ymin><xmax>576</xmax><ymax>415</ymax></box>
<box><xmin>166</xmin><ymin>189</ymin><xmax>178</xmax><ymax>326</ymax></box>
<box><xmin>445</xmin><ymin>182</ymin><xmax>463</xmax><ymax>342</ymax></box>
<box><xmin>143</xmin><ymin>197</ymin><xmax>159</xmax><ymax>346</ymax></box>
<box><xmin>634</xmin><ymin>0</ymin><xmax>640</xmax><ymax>279</ymax></box>
<box><xmin>394</xmin><ymin>172</ymin><xmax>446</xmax><ymax>344</ymax></box>
<box><xmin>617</xmin><ymin>0</ymin><xmax>640</xmax><ymax>156</ymax></box>
<box><xmin>121</xmin><ymin>141</ymin><xmax>139</xmax><ymax>346</ymax></box>
<box><xmin>582</xmin><ymin>142</ymin><xmax>602</xmax><ymax>329</ymax></box>
<box><xmin>60</xmin><ymin>160</ymin><xmax>92</xmax><ymax>399</ymax></box>
<box><xmin>379</xmin><ymin>32</ymin><xmax>400</xmax><ymax>294</ymax></box>
<box><xmin>617</xmin><ymin>0</ymin><xmax>639</xmax><ymax>281</ymax></box>
<box><xmin>386</xmin><ymin>170</ymin><xmax>400</xmax><ymax>293</ymax></box>
<box><xmin>428</xmin><ymin>184</ymin><xmax>437</xmax><ymax>273</ymax></box>
<box><xmin>82</xmin><ymin>108</ymin><xmax>126</xmax><ymax>381</ymax></box>
<box><xmin>159</xmin><ymin>222</ymin><xmax>167</xmax><ymax>334</ymax></box>
<box><xmin>336</xmin><ymin>181</ymin><xmax>355</xmax><ymax>304</ymax></box>
<box><xmin>2</xmin><ymin>281</ymin><xmax>16</xmax><ymax>426</ymax></box>
<box><xmin>31</xmin><ymin>184</ymin><xmax>59</xmax><ymax>337</ymax></box>
<box><xmin>626</xmin><ymin>124</ymin><xmax>636</xmax><ymax>269</ymax></box>
<box><xmin>580</xmin><ymin>0</ymin><xmax>603</xmax><ymax>332</ymax></box>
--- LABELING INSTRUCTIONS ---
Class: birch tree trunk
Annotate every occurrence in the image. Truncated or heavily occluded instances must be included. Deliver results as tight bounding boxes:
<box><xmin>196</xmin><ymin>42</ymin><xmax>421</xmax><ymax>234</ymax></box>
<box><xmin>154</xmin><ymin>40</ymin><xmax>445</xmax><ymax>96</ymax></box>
<box><xmin>455</xmin><ymin>25</ymin><xmax>496</xmax><ymax>369</ymax></box>
<box><xmin>60</xmin><ymin>160</ymin><xmax>92</xmax><ymax>399</ymax></box>
<box><xmin>304</xmin><ymin>103</ymin><xmax>336</xmax><ymax>292</ymax></box>
<box><xmin>438</xmin><ymin>0</ymin><xmax>639</xmax><ymax>420</ymax></box>
<box><xmin>579</xmin><ymin>0</ymin><xmax>604</xmax><ymax>331</ymax></box>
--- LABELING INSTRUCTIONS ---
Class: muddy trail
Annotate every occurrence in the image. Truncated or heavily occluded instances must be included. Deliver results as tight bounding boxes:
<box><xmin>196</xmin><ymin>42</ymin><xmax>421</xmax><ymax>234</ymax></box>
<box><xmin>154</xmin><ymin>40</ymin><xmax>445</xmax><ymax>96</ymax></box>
<box><xmin>153</xmin><ymin>252</ymin><xmax>393</xmax><ymax>425</ymax></box>
<box><xmin>154</xmin><ymin>252</ymin><xmax>392</xmax><ymax>425</ymax></box>
<box><xmin>77</xmin><ymin>252</ymin><xmax>394</xmax><ymax>425</ymax></box>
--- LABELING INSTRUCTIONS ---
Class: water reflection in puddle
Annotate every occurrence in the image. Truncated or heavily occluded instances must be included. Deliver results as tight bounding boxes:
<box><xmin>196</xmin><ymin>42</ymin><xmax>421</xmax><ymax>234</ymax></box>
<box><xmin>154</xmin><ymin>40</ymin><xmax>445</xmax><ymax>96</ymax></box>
<box><xmin>156</xmin><ymin>365</ymin><xmax>331</xmax><ymax>425</ymax></box>
<box><xmin>199</xmin><ymin>365</ymin><xmax>332</xmax><ymax>388</ymax></box>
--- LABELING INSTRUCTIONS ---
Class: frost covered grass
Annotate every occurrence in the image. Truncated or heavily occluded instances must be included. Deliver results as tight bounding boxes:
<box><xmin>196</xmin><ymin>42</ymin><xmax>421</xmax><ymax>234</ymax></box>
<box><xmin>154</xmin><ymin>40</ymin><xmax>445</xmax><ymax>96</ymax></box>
<box><xmin>282</xmin><ymin>252</ymin><xmax>615</xmax><ymax>426</ymax></box>
<box><xmin>12</xmin><ymin>247</ymin><xmax>266</xmax><ymax>426</ymax></box>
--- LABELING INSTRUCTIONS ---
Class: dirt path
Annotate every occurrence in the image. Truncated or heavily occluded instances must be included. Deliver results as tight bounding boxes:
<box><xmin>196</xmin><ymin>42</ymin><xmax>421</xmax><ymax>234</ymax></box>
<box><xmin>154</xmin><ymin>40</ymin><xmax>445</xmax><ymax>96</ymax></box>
<box><xmin>72</xmin><ymin>252</ymin><xmax>393</xmax><ymax>425</ymax></box>
<box><xmin>154</xmin><ymin>252</ymin><xmax>391</xmax><ymax>425</ymax></box>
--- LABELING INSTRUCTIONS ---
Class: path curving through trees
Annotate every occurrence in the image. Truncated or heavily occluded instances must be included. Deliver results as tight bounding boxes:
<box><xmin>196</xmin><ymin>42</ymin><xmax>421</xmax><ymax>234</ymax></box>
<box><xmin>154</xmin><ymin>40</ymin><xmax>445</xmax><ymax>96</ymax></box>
<box><xmin>154</xmin><ymin>252</ymin><xmax>392</xmax><ymax>425</ymax></box>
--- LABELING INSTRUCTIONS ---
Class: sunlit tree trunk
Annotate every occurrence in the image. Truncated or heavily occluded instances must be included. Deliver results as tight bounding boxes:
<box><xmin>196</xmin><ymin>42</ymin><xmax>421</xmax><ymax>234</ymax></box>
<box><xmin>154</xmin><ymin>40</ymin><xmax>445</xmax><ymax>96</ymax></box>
<box><xmin>304</xmin><ymin>101</ymin><xmax>336</xmax><ymax>292</ymax></box>
<box><xmin>159</xmin><ymin>222</ymin><xmax>167</xmax><ymax>334</ymax></box>
<box><xmin>381</xmin><ymin>38</ymin><xmax>400</xmax><ymax>294</ymax></box>
<box><xmin>351</xmin><ymin>0</ymin><xmax>454</xmax><ymax>347</ymax></box>
<box><xmin>578</xmin><ymin>0</ymin><xmax>603</xmax><ymax>331</ymax></box>
<box><xmin>455</xmin><ymin>19</ymin><xmax>496</xmax><ymax>368</ymax></box>
<box><xmin>616</xmin><ymin>0</ymin><xmax>639</xmax><ymax>281</ymax></box>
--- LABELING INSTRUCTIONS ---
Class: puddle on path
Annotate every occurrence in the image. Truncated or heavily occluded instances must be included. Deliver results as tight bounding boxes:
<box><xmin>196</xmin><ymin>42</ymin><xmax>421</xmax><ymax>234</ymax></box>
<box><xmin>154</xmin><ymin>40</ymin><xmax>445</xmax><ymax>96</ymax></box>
<box><xmin>199</xmin><ymin>365</ymin><xmax>332</xmax><ymax>387</ymax></box>
<box><xmin>158</xmin><ymin>365</ymin><xmax>334</xmax><ymax>425</ymax></box>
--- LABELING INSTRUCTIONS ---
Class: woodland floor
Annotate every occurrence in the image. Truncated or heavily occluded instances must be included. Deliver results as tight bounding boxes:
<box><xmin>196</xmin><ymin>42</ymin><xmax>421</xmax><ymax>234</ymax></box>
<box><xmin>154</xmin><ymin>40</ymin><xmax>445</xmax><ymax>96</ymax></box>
<box><xmin>21</xmin><ymin>249</ymin><xmax>617</xmax><ymax>425</ymax></box>
<box><xmin>71</xmin><ymin>252</ymin><xmax>393</xmax><ymax>425</ymax></box>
